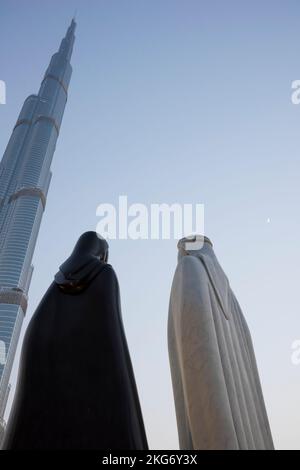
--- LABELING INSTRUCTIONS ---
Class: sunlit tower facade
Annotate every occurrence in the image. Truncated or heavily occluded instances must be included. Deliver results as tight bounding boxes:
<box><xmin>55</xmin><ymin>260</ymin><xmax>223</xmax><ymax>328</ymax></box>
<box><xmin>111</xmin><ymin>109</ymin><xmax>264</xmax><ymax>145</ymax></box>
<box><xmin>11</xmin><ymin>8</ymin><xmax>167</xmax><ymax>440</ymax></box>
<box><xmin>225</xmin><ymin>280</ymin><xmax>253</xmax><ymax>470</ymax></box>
<box><xmin>0</xmin><ymin>19</ymin><xmax>76</xmax><ymax>439</ymax></box>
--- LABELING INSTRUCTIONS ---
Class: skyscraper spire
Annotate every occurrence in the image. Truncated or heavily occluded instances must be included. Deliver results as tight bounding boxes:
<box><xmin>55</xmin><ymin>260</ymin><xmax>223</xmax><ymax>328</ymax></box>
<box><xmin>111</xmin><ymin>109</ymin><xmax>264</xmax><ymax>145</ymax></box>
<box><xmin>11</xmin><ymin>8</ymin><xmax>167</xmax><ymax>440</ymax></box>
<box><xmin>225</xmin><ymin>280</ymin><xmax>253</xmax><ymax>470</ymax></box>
<box><xmin>0</xmin><ymin>20</ymin><xmax>76</xmax><ymax>444</ymax></box>
<box><xmin>57</xmin><ymin>18</ymin><xmax>76</xmax><ymax>61</ymax></box>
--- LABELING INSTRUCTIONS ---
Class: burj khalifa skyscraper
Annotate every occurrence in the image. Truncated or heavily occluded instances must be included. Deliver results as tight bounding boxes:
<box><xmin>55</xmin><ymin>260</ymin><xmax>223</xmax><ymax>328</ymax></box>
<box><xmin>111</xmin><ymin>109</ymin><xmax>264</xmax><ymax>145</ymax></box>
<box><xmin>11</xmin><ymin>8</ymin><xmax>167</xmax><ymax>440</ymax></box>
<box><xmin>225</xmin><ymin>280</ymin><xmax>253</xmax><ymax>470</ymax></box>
<box><xmin>0</xmin><ymin>19</ymin><xmax>76</xmax><ymax>437</ymax></box>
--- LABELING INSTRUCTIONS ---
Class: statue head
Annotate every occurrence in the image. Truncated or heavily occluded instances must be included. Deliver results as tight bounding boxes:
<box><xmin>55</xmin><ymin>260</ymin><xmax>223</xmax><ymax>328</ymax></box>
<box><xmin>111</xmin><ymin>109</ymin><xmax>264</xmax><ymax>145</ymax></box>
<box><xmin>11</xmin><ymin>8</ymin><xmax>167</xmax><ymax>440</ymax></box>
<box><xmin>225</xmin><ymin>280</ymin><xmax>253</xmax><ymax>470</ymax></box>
<box><xmin>55</xmin><ymin>231</ymin><xmax>109</xmax><ymax>292</ymax></box>
<box><xmin>177</xmin><ymin>234</ymin><xmax>213</xmax><ymax>261</ymax></box>
<box><xmin>72</xmin><ymin>231</ymin><xmax>109</xmax><ymax>263</ymax></box>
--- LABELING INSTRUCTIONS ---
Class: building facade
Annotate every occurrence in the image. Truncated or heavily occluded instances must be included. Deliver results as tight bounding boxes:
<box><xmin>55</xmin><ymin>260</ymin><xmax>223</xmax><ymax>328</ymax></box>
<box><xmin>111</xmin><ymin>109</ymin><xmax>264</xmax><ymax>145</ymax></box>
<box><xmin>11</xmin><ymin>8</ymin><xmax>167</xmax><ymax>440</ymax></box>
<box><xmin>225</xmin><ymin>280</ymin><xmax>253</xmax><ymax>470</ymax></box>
<box><xmin>0</xmin><ymin>19</ymin><xmax>76</xmax><ymax>440</ymax></box>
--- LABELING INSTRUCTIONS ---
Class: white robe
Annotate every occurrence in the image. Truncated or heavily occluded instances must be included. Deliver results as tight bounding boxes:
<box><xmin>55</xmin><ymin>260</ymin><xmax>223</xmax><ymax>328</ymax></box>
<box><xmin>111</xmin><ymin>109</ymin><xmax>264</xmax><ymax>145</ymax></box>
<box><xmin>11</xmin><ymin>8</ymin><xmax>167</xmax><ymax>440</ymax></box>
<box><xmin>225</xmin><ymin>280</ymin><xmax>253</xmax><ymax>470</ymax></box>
<box><xmin>168</xmin><ymin>236</ymin><xmax>274</xmax><ymax>450</ymax></box>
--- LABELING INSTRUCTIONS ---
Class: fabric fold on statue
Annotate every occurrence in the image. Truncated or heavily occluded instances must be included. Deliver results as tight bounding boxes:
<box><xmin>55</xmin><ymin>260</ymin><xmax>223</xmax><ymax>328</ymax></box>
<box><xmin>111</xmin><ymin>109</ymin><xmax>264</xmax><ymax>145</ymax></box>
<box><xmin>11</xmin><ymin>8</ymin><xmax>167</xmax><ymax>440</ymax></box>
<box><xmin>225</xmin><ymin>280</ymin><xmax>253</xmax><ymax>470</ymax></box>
<box><xmin>4</xmin><ymin>232</ymin><xmax>148</xmax><ymax>450</ymax></box>
<box><xmin>168</xmin><ymin>236</ymin><xmax>274</xmax><ymax>450</ymax></box>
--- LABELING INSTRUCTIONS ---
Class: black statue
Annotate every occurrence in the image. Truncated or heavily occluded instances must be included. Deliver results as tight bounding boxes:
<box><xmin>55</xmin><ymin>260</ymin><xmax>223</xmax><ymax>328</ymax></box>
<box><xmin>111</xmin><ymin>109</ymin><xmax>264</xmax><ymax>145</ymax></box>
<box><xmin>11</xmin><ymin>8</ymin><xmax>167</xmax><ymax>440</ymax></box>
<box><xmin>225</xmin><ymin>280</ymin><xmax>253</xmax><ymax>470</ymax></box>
<box><xmin>4</xmin><ymin>232</ymin><xmax>148</xmax><ymax>450</ymax></box>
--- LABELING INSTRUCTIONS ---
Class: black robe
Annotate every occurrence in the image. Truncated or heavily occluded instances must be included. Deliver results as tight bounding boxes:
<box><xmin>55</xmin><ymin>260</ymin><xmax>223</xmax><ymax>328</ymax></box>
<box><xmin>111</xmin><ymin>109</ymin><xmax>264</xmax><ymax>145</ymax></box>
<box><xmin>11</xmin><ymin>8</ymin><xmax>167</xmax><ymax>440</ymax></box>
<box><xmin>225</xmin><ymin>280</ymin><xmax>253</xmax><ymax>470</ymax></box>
<box><xmin>4</xmin><ymin>263</ymin><xmax>148</xmax><ymax>450</ymax></box>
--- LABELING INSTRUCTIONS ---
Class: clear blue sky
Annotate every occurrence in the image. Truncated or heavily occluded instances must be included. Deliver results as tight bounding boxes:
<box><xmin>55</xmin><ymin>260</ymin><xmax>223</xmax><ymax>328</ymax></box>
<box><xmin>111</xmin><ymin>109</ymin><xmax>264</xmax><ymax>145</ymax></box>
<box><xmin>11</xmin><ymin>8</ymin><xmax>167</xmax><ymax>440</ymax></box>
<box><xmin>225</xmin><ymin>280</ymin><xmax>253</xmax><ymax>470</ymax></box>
<box><xmin>1</xmin><ymin>0</ymin><xmax>300</xmax><ymax>449</ymax></box>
